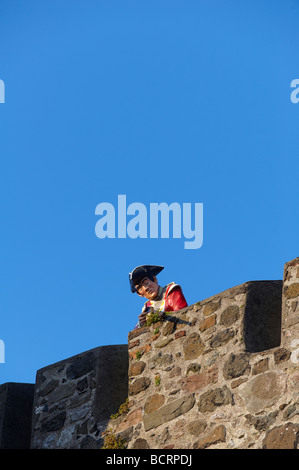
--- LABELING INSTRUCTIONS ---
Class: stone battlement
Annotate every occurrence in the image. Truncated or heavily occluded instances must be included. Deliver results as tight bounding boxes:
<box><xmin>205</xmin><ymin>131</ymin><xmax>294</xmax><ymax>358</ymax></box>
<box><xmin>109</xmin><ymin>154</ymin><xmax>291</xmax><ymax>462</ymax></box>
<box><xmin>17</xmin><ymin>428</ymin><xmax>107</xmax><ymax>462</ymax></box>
<box><xmin>0</xmin><ymin>257</ymin><xmax>299</xmax><ymax>449</ymax></box>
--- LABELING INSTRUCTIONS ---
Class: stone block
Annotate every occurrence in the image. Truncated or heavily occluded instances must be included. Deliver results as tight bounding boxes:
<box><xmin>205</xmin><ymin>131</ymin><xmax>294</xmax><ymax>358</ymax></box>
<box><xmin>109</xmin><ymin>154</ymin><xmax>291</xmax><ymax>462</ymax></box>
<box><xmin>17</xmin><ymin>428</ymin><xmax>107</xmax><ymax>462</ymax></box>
<box><xmin>223</xmin><ymin>353</ymin><xmax>251</xmax><ymax>380</ymax></box>
<box><xmin>238</xmin><ymin>371</ymin><xmax>286</xmax><ymax>413</ymax></box>
<box><xmin>193</xmin><ymin>425</ymin><xmax>226</xmax><ymax>449</ymax></box>
<box><xmin>262</xmin><ymin>423</ymin><xmax>299</xmax><ymax>449</ymax></box>
<box><xmin>197</xmin><ymin>385</ymin><xmax>233</xmax><ymax>413</ymax></box>
<box><xmin>143</xmin><ymin>394</ymin><xmax>195</xmax><ymax>431</ymax></box>
<box><xmin>178</xmin><ymin>366</ymin><xmax>218</xmax><ymax>392</ymax></box>
<box><xmin>0</xmin><ymin>382</ymin><xmax>35</xmax><ymax>449</ymax></box>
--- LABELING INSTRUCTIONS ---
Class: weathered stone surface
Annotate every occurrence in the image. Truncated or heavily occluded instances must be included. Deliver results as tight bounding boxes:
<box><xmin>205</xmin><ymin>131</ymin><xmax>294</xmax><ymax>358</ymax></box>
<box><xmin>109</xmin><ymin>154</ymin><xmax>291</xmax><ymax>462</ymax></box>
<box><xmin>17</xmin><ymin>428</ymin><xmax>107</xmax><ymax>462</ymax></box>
<box><xmin>203</xmin><ymin>301</ymin><xmax>221</xmax><ymax>316</ymax></box>
<box><xmin>80</xmin><ymin>435</ymin><xmax>103</xmax><ymax>449</ymax></box>
<box><xmin>252</xmin><ymin>358</ymin><xmax>269</xmax><ymax>375</ymax></box>
<box><xmin>199</xmin><ymin>314</ymin><xmax>216</xmax><ymax>332</ymax></box>
<box><xmin>283</xmin><ymin>403</ymin><xmax>299</xmax><ymax>420</ymax></box>
<box><xmin>238</xmin><ymin>371</ymin><xmax>286</xmax><ymax>413</ymax></box>
<box><xmin>115</xmin><ymin>408</ymin><xmax>143</xmax><ymax>433</ymax></box>
<box><xmin>193</xmin><ymin>425</ymin><xmax>226</xmax><ymax>449</ymax></box>
<box><xmin>128</xmin><ymin>327</ymin><xmax>150</xmax><ymax>341</ymax></box>
<box><xmin>186</xmin><ymin>363</ymin><xmax>201</xmax><ymax>375</ymax></box>
<box><xmin>144</xmin><ymin>394</ymin><xmax>165</xmax><ymax>414</ymax></box>
<box><xmin>66</xmin><ymin>352</ymin><xmax>96</xmax><ymax>379</ymax></box>
<box><xmin>143</xmin><ymin>394</ymin><xmax>195</xmax><ymax>431</ymax></box>
<box><xmin>93</xmin><ymin>345</ymin><xmax>129</xmax><ymax>422</ymax></box>
<box><xmin>274</xmin><ymin>348</ymin><xmax>291</xmax><ymax>364</ymax></box>
<box><xmin>231</xmin><ymin>377</ymin><xmax>248</xmax><ymax>389</ymax></box>
<box><xmin>69</xmin><ymin>406</ymin><xmax>89</xmax><ymax>422</ymax></box>
<box><xmin>183</xmin><ymin>333</ymin><xmax>205</xmax><ymax>360</ymax></box>
<box><xmin>47</xmin><ymin>383</ymin><xmax>76</xmax><ymax>403</ymax></box>
<box><xmin>129</xmin><ymin>361</ymin><xmax>146</xmax><ymax>377</ymax></box>
<box><xmin>129</xmin><ymin>377</ymin><xmax>151</xmax><ymax>396</ymax></box>
<box><xmin>179</xmin><ymin>366</ymin><xmax>218</xmax><ymax>393</ymax></box>
<box><xmin>41</xmin><ymin>412</ymin><xmax>66</xmax><ymax>432</ymax></box>
<box><xmin>284</xmin><ymin>283</ymin><xmax>299</xmax><ymax>299</ymax></box>
<box><xmin>168</xmin><ymin>366</ymin><xmax>181</xmax><ymax>378</ymax></box>
<box><xmin>197</xmin><ymin>386</ymin><xmax>233</xmax><ymax>413</ymax></box>
<box><xmin>187</xmin><ymin>419</ymin><xmax>207</xmax><ymax>437</ymax></box>
<box><xmin>117</xmin><ymin>425</ymin><xmax>134</xmax><ymax>444</ymax></box>
<box><xmin>40</xmin><ymin>379</ymin><xmax>59</xmax><ymax>396</ymax></box>
<box><xmin>223</xmin><ymin>353</ymin><xmax>251</xmax><ymax>380</ymax></box>
<box><xmin>209</xmin><ymin>329</ymin><xmax>235</xmax><ymax>348</ymax></box>
<box><xmin>132</xmin><ymin>438</ymin><xmax>150</xmax><ymax>449</ymax></box>
<box><xmin>76</xmin><ymin>377</ymin><xmax>88</xmax><ymax>393</ymax></box>
<box><xmin>149</xmin><ymin>352</ymin><xmax>173</xmax><ymax>370</ymax></box>
<box><xmin>162</xmin><ymin>321</ymin><xmax>176</xmax><ymax>336</ymax></box>
<box><xmin>154</xmin><ymin>338</ymin><xmax>173</xmax><ymax>349</ymax></box>
<box><xmin>284</xmin><ymin>313</ymin><xmax>299</xmax><ymax>329</ymax></box>
<box><xmin>220</xmin><ymin>305</ymin><xmax>240</xmax><ymax>326</ymax></box>
<box><xmin>284</xmin><ymin>258</ymin><xmax>299</xmax><ymax>269</ymax></box>
<box><xmin>262</xmin><ymin>423</ymin><xmax>299</xmax><ymax>449</ymax></box>
<box><xmin>129</xmin><ymin>344</ymin><xmax>152</xmax><ymax>361</ymax></box>
<box><xmin>245</xmin><ymin>411</ymin><xmax>277</xmax><ymax>431</ymax></box>
<box><xmin>175</xmin><ymin>330</ymin><xmax>186</xmax><ymax>339</ymax></box>
<box><xmin>128</xmin><ymin>339</ymin><xmax>140</xmax><ymax>349</ymax></box>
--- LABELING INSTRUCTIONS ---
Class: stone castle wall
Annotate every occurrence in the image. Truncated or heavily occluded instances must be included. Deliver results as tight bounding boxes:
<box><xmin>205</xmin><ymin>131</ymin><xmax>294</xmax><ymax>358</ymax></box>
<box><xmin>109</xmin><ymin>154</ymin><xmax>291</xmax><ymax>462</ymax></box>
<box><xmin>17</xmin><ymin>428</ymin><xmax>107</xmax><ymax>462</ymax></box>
<box><xmin>30</xmin><ymin>345</ymin><xmax>129</xmax><ymax>449</ymax></box>
<box><xmin>105</xmin><ymin>257</ymin><xmax>299</xmax><ymax>449</ymax></box>
<box><xmin>0</xmin><ymin>257</ymin><xmax>298</xmax><ymax>449</ymax></box>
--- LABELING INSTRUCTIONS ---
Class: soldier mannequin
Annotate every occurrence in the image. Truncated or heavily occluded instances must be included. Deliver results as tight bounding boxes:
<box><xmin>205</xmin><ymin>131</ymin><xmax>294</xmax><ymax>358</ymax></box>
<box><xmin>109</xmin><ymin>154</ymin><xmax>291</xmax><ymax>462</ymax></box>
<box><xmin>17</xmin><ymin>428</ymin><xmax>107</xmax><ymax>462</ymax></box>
<box><xmin>129</xmin><ymin>265</ymin><xmax>188</xmax><ymax>329</ymax></box>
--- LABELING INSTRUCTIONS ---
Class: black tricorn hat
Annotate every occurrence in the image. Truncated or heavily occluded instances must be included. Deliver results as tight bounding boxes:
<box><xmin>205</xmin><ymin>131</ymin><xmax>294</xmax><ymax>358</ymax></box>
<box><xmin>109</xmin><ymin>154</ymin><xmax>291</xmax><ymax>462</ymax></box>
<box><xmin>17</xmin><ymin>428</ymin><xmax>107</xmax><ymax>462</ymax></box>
<box><xmin>129</xmin><ymin>265</ymin><xmax>164</xmax><ymax>293</ymax></box>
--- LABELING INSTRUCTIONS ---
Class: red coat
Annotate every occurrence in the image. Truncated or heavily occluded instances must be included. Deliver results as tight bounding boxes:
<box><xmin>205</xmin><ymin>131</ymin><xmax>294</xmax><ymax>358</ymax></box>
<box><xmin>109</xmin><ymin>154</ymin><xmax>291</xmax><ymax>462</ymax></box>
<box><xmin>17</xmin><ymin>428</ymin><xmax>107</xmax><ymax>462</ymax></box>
<box><xmin>149</xmin><ymin>285</ymin><xmax>188</xmax><ymax>312</ymax></box>
<box><xmin>135</xmin><ymin>283</ymin><xmax>188</xmax><ymax>329</ymax></box>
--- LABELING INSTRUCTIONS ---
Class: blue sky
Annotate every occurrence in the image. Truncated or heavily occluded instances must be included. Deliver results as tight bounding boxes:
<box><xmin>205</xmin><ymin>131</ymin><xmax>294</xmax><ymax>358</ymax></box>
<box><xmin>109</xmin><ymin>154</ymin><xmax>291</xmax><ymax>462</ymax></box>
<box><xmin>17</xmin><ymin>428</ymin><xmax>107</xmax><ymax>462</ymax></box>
<box><xmin>0</xmin><ymin>0</ymin><xmax>298</xmax><ymax>385</ymax></box>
